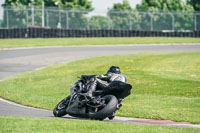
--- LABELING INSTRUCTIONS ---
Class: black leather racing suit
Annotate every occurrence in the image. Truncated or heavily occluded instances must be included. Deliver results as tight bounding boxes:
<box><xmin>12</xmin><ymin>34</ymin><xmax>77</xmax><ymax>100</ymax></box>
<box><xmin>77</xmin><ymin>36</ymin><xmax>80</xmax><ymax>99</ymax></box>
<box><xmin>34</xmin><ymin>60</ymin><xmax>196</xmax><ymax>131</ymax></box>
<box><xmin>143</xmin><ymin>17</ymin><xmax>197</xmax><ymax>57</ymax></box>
<box><xmin>86</xmin><ymin>72</ymin><xmax>127</xmax><ymax>97</ymax></box>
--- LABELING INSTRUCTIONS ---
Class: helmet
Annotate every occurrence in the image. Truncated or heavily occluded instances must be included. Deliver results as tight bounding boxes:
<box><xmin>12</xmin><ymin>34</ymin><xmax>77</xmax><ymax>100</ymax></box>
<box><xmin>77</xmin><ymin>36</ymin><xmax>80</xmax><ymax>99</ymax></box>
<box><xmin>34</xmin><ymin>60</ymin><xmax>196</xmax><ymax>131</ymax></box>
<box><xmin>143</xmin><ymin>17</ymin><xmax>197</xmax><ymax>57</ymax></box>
<box><xmin>107</xmin><ymin>66</ymin><xmax>121</xmax><ymax>74</ymax></box>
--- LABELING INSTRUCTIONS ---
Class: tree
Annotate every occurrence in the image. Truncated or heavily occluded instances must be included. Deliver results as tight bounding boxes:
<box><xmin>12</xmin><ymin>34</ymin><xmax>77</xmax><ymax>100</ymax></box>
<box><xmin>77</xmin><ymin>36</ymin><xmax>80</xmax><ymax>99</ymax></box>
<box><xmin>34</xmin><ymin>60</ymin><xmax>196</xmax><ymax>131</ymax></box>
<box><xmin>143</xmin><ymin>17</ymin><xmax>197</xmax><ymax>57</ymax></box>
<box><xmin>136</xmin><ymin>0</ymin><xmax>195</xmax><ymax>31</ymax></box>
<box><xmin>111</xmin><ymin>0</ymin><xmax>132</xmax><ymax>10</ymax></box>
<box><xmin>61</xmin><ymin>0</ymin><xmax>92</xmax><ymax>10</ymax></box>
<box><xmin>89</xmin><ymin>16</ymin><xmax>111</xmax><ymax>30</ymax></box>
<box><xmin>136</xmin><ymin>0</ymin><xmax>193</xmax><ymax>11</ymax></box>
<box><xmin>187</xmin><ymin>0</ymin><xmax>200</xmax><ymax>30</ymax></box>
<box><xmin>2</xmin><ymin>0</ymin><xmax>93</xmax><ymax>29</ymax></box>
<box><xmin>187</xmin><ymin>0</ymin><xmax>200</xmax><ymax>11</ymax></box>
<box><xmin>3</xmin><ymin>0</ymin><xmax>93</xmax><ymax>9</ymax></box>
<box><xmin>108</xmin><ymin>0</ymin><xmax>142</xmax><ymax>30</ymax></box>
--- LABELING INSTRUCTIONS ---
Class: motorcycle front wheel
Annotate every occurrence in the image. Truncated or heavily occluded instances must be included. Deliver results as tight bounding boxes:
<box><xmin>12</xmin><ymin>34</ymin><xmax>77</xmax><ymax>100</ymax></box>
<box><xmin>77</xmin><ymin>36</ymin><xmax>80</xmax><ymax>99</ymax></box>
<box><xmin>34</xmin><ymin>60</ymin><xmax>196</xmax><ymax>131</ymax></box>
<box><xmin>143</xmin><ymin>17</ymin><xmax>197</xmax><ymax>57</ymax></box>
<box><xmin>53</xmin><ymin>95</ymin><xmax>70</xmax><ymax>117</ymax></box>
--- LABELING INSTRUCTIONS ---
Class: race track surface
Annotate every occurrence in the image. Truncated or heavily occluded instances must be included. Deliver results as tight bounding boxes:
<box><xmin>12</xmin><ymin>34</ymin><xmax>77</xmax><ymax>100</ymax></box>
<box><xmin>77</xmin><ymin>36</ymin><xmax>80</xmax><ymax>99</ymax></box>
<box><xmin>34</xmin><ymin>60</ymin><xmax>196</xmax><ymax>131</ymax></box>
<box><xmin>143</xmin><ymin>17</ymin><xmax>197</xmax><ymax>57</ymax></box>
<box><xmin>0</xmin><ymin>44</ymin><xmax>200</xmax><ymax>128</ymax></box>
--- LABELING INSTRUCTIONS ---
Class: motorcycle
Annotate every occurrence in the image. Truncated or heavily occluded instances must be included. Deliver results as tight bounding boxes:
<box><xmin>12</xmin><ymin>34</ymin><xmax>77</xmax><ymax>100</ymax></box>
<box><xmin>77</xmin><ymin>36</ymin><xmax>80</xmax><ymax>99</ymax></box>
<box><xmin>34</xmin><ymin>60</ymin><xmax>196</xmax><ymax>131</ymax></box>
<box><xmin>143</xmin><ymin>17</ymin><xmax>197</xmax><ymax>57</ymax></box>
<box><xmin>53</xmin><ymin>75</ymin><xmax>132</xmax><ymax>120</ymax></box>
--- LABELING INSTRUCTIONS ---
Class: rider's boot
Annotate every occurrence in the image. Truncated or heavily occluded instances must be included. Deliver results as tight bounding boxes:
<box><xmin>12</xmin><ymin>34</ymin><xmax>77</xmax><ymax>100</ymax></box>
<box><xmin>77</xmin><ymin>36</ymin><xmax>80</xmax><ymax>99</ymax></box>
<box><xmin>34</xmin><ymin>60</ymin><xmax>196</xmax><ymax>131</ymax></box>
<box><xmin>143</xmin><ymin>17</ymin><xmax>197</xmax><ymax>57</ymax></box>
<box><xmin>116</xmin><ymin>98</ymin><xmax>123</xmax><ymax>110</ymax></box>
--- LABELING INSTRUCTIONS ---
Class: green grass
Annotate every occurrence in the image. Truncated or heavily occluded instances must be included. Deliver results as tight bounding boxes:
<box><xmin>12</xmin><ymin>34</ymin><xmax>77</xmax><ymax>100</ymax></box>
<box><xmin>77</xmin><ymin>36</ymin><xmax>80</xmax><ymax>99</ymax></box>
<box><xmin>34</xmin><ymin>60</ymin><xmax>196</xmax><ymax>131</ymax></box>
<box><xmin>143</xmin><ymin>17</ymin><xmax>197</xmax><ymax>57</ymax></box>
<box><xmin>0</xmin><ymin>116</ymin><xmax>199</xmax><ymax>133</ymax></box>
<box><xmin>0</xmin><ymin>37</ymin><xmax>199</xmax><ymax>49</ymax></box>
<box><xmin>0</xmin><ymin>52</ymin><xmax>200</xmax><ymax>123</ymax></box>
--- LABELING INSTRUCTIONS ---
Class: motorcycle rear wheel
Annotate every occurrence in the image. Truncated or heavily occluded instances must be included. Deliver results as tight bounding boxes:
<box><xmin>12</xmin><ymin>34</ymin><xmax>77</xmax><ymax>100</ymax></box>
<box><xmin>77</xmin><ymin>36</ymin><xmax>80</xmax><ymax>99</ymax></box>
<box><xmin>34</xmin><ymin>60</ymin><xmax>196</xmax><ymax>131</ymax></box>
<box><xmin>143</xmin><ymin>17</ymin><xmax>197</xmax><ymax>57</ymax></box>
<box><xmin>88</xmin><ymin>95</ymin><xmax>118</xmax><ymax>120</ymax></box>
<box><xmin>53</xmin><ymin>95</ymin><xmax>70</xmax><ymax>117</ymax></box>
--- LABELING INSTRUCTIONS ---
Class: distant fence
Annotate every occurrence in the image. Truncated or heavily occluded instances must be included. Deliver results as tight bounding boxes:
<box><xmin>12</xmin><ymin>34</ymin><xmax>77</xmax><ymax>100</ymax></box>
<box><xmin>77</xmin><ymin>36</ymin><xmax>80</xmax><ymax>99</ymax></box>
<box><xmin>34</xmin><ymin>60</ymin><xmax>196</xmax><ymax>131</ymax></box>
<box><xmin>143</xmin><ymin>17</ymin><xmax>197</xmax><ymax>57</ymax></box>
<box><xmin>0</xmin><ymin>27</ymin><xmax>199</xmax><ymax>38</ymax></box>
<box><xmin>0</xmin><ymin>6</ymin><xmax>200</xmax><ymax>38</ymax></box>
<box><xmin>1</xmin><ymin>6</ymin><xmax>200</xmax><ymax>31</ymax></box>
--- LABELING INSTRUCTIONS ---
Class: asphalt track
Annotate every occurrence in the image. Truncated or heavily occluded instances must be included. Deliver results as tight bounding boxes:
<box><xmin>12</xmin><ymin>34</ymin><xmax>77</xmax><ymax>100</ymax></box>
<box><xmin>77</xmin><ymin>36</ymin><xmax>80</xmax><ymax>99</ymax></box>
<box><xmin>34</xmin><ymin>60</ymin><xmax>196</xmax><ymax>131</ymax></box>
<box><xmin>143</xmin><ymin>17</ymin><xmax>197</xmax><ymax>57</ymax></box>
<box><xmin>0</xmin><ymin>44</ymin><xmax>200</xmax><ymax>129</ymax></box>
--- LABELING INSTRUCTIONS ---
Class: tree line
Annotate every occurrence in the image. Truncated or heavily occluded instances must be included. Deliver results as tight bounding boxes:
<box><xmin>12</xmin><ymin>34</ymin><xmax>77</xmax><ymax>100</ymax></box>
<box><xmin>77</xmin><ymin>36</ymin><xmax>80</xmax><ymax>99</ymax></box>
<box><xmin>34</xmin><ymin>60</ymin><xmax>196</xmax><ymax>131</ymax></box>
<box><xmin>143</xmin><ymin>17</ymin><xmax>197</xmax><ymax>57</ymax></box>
<box><xmin>1</xmin><ymin>0</ymin><xmax>200</xmax><ymax>31</ymax></box>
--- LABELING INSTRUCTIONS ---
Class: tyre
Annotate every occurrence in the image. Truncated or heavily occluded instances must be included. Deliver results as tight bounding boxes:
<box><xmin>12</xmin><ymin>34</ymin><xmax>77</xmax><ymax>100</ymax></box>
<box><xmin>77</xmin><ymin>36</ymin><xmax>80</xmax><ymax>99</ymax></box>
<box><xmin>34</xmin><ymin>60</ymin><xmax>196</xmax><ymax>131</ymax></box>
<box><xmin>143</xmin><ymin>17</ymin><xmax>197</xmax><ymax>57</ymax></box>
<box><xmin>88</xmin><ymin>95</ymin><xmax>118</xmax><ymax>120</ymax></box>
<box><xmin>53</xmin><ymin>95</ymin><xmax>70</xmax><ymax>117</ymax></box>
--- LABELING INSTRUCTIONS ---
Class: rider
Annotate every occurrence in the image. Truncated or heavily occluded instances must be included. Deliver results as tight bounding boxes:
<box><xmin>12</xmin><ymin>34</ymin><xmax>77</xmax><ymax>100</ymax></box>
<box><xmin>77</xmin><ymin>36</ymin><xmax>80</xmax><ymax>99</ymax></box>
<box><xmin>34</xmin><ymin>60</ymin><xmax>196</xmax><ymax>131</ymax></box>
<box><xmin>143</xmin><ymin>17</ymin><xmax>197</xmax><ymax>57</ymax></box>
<box><xmin>86</xmin><ymin>66</ymin><xmax>127</xmax><ymax>98</ymax></box>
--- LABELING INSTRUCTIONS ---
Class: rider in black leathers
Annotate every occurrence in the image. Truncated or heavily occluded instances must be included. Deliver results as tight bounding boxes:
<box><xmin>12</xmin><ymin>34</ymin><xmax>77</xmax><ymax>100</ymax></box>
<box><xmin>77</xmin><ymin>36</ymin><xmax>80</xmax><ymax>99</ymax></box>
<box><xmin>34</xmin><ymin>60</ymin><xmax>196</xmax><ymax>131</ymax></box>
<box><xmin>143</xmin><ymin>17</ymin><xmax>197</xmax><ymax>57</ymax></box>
<box><xmin>71</xmin><ymin>66</ymin><xmax>127</xmax><ymax>100</ymax></box>
<box><xmin>86</xmin><ymin>66</ymin><xmax>127</xmax><ymax>98</ymax></box>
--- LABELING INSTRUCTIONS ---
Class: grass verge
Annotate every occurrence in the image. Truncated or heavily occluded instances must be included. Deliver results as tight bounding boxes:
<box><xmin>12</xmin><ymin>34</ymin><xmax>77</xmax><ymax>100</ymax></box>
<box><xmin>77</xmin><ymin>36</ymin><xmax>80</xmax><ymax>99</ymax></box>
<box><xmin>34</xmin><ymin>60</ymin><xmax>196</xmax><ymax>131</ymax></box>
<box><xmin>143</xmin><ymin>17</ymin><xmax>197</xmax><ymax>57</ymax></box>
<box><xmin>0</xmin><ymin>37</ymin><xmax>199</xmax><ymax>49</ymax></box>
<box><xmin>0</xmin><ymin>52</ymin><xmax>199</xmax><ymax>123</ymax></box>
<box><xmin>0</xmin><ymin>116</ymin><xmax>199</xmax><ymax>133</ymax></box>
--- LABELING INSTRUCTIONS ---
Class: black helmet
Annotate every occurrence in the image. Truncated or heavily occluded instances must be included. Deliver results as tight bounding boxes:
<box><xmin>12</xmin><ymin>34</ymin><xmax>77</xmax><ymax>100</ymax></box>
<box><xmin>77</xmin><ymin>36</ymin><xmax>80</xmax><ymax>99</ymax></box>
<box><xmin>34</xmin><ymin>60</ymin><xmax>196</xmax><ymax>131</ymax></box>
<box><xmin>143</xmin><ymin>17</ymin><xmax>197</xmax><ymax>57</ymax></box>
<box><xmin>107</xmin><ymin>66</ymin><xmax>121</xmax><ymax>74</ymax></box>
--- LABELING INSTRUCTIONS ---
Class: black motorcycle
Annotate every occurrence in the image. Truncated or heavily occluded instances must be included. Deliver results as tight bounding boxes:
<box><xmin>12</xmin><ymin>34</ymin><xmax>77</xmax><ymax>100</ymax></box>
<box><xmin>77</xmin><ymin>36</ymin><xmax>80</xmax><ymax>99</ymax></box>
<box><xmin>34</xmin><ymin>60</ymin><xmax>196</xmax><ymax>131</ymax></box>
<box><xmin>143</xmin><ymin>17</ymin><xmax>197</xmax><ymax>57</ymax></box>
<box><xmin>53</xmin><ymin>75</ymin><xmax>132</xmax><ymax>120</ymax></box>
